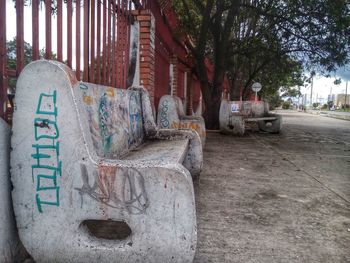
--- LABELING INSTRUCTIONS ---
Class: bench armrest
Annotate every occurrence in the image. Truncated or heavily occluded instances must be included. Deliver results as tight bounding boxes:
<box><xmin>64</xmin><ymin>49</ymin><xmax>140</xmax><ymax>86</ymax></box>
<box><xmin>150</xmin><ymin>129</ymin><xmax>203</xmax><ymax>177</ymax></box>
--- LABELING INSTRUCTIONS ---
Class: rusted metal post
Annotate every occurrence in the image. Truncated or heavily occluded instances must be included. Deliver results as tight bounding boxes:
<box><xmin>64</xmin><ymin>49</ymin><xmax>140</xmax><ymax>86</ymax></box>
<box><xmin>57</xmin><ymin>0</ymin><xmax>63</xmax><ymax>61</ymax></box>
<box><xmin>76</xmin><ymin>0</ymin><xmax>81</xmax><ymax>80</ymax></box>
<box><xmin>45</xmin><ymin>0</ymin><xmax>52</xmax><ymax>59</ymax></box>
<box><xmin>16</xmin><ymin>0</ymin><xmax>24</xmax><ymax>75</ymax></box>
<box><xmin>83</xmin><ymin>0</ymin><xmax>89</xmax><ymax>81</ymax></box>
<box><xmin>32</xmin><ymin>0</ymin><xmax>39</xmax><ymax>60</ymax></box>
<box><xmin>102</xmin><ymin>0</ymin><xmax>107</xmax><ymax>84</ymax></box>
<box><xmin>96</xmin><ymin>0</ymin><xmax>101</xmax><ymax>84</ymax></box>
<box><xmin>67</xmin><ymin>0</ymin><xmax>73</xmax><ymax>67</ymax></box>
<box><xmin>107</xmin><ymin>0</ymin><xmax>111</xmax><ymax>84</ymax></box>
<box><xmin>0</xmin><ymin>0</ymin><xmax>7</xmax><ymax>119</ymax></box>
<box><xmin>89</xmin><ymin>0</ymin><xmax>95</xmax><ymax>82</ymax></box>
<box><xmin>111</xmin><ymin>0</ymin><xmax>116</xmax><ymax>87</ymax></box>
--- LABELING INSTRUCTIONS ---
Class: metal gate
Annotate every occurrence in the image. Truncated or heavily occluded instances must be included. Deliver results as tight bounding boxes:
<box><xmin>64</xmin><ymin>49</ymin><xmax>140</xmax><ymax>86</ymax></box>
<box><xmin>0</xmin><ymin>0</ymin><xmax>150</xmax><ymax>123</ymax></box>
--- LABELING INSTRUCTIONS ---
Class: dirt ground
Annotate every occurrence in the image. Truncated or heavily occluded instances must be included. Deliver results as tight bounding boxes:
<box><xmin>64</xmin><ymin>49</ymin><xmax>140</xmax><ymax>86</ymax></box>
<box><xmin>194</xmin><ymin>110</ymin><xmax>350</xmax><ymax>263</ymax></box>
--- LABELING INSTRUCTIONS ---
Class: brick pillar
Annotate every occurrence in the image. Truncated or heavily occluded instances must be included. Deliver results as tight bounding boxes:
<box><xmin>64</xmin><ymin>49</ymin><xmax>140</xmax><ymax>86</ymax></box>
<box><xmin>170</xmin><ymin>55</ymin><xmax>178</xmax><ymax>96</ymax></box>
<box><xmin>186</xmin><ymin>69</ymin><xmax>193</xmax><ymax>115</ymax></box>
<box><xmin>134</xmin><ymin>10</ymin><xmax>155</xmax><ymax>105</ymax></box>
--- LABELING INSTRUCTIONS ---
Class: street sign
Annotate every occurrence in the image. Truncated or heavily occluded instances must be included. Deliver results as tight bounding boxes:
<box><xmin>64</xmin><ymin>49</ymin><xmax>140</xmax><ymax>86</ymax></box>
<box><xmin>252</xmin><ymin>82</ymin><xmax>262</xmax><ymax>92</ymax></box>
<box><xmin>252</xmin><ymin>82</ymin><xmax>262</xmax><ymax>101</ymax></box>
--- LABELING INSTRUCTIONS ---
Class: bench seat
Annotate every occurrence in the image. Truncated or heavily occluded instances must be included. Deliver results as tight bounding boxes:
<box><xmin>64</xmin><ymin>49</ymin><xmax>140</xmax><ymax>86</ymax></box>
<box><xmin>124</xmin><ymin>139</ymin><xmax>189</xmax><ymax>164</ymax></box>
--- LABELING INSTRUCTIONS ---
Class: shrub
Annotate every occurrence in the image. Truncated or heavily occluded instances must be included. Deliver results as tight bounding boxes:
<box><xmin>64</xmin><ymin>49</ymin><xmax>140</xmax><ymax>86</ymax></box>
<box><xmin>282</xmin><ymin>101</ymin><xmax>291</xmax><ymax>109</ymax></box>
<box><xmin>321</xmin><ymin>104</ymin><xmax>328</xmax><ymax>110</ymax></box>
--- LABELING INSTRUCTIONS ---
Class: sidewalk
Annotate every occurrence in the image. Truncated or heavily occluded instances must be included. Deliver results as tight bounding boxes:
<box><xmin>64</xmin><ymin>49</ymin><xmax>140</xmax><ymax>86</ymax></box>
<box><xmin>194</xmin><ymin>111</ymin><xmax>350</xmax><ymax>263</ymax></box>
<box><xmin>305</xmin><ymin>110</ymin><xmax>350</xmax><ymax>121</ymax></box>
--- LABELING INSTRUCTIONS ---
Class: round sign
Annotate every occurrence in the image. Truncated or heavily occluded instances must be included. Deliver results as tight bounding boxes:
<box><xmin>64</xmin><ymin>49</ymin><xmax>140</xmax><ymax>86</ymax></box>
<box><xmin>252</xmin><ymin>82</ymin><xmax>262</xmax><ymax>92</ymax></box>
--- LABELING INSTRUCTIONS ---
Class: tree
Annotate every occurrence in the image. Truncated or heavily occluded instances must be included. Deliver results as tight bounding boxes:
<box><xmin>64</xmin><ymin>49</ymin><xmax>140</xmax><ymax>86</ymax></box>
<box><xmin>174</xmin><ymin>0</ymin><xmax>350</xmax><ymax>128</ymax></box>
<box><xmin>7</xmin><ymin>37</ymin><xmax>56</xmax><ymax>93</ymax></box>
<box><xmin>7</xmin><ymin>38</ymin><xmax>33</xmax><ymax>94</ymax></box>
<box><xmin>174</xmin><ymin>0</ymin><xmax>241</xmax><ymax>128</ymax></box>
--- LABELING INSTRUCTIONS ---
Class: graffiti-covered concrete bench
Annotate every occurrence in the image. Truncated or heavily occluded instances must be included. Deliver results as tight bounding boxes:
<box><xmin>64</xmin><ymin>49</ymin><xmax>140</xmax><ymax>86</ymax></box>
<box><xmin>0</xmin><ymin>118</ymin><xmax>24</xmax><ymax>262</ymax></box>
<box><xmin>219</xmin><ymin>100</ymin><xmax>282</xmax><ymax>135</ymax></box>
<box><xmin>157</xmin><ymin>95</ymin><xmax>206</xmax><ymax>145</ymax></box>
<box><xmin>11</xmin><ymin>60</ymin><xmax>202</xmax><ymax>262</ymax></box>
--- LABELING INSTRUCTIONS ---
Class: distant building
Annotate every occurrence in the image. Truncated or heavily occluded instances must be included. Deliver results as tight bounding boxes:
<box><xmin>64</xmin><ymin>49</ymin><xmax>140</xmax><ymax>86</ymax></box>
<box><xmin>335</xmin><ymin>94</ymin><xmax>350</xmax><ymax>106</ymax></box>
<box><xmin>327</xmin><ymin>94</ymin><xmax>335</xmax><ymax>103</ymax></box>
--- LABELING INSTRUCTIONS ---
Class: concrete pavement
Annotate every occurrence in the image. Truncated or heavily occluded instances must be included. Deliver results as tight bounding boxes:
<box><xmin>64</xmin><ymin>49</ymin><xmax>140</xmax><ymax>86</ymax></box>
<box><xmin>307</xmin><ymin>109</ymin><xmax>350</xmax><ymax>121</ymax></box>
<box><xmin>194</xmin><ymin>110</ymin><xmax>350</xmax><ymax>263</ymax></box>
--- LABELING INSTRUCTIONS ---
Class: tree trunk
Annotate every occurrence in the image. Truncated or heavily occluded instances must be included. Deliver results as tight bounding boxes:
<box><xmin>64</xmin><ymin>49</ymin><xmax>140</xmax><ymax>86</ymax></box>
<box><xmin>230</xmin><ymin>71</ymin><xmax>241</xmax><ymax>101</ymax></box>
<box><xmin>203</xmin><ymin>86</ymin><xmax>221</xmax><ymax>129</ymax></box>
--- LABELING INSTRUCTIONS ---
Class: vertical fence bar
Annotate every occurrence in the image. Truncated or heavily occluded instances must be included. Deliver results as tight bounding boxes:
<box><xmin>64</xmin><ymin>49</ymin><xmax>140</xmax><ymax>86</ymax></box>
<box><xmin>16</xmin><ymin>0</ymin><xmax>24</xmax><ymax>75</ymax></box>
<box><xmin>45</xmin><ymin>0</ymin><xmax>52</xmax><ymax>59</ymax></box>
<box><xmin>83</xmin><ymin>0</ymin><xmax>89</xmax><ymax>81</ymax></box>
<box><xmin>111</xmin><ymin>0</ymin><xmax>116</xmax><ymax>87</ymax></box>
<box><xmin>0</xmin><ymin>0</ymin><xmax>6</xmax><ymax>119</ymax></box>
<box><xmin>107</xmin><ymin>0</ymin><xmax>111</xmax><ymax>85</ymax></box>
<box><xmin>96</xmin><ymin>0</ymin><xmax>101</xmax><ymax>84</ymax></box>
<box><xmin>125</xmin><ymin>0</ymin><xmax>130</xmax><ymax>88</ymax></box>
<box><xmin>57</xmin><ymin>0</ymin><xmax>63</xmax><ymax>61</ymax></box>
<box><xmin>102</xmin><ymin>0</ymin><xmax>107</xmax><ymax>84</ymax></box>
<box><xmin>121</xmin><ymin>0</ymin><xmax>125</xmax><ymax>86</ymax></box>
<box><xmin>90</xmin><ymin>0</ymin><xmax>95</xmax><ymax>82</ymax></box>
<box><xmin>115</xmin><ymin>0</ymin><xmax>120</xmax><ymax>87</ymax></box>
<box><xmin>32</xmin><ymin>0</ymin><xmax>39</xmax><ymax>60</ymax></box>
<box><xmin>76</xmin><ymin>0</ymin><xmax>81</xmax><ymax>80</ymax></box>
<box><xmin>67</xmin><ymin>0</ymin><xmax>73</xmax><ymax>67</ymax></box>
<box><xmin>124</xmin><ymin>0</ymin><xmax>129</xmax><ymax>88</ymax></box>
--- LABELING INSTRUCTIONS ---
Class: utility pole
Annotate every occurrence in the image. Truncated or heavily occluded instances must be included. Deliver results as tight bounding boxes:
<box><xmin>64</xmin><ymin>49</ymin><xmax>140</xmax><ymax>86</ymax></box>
<box><xmin>309</xmin><ymin>71</ymin><xmax>315</xmax><ymax>108</ymax></box>
<box><xmin>310</xmin><ymin>76</ymin><xmax>313</xmax><ymax>107</ymax></box>
<box><xmin>329</xmin><ymin>86</ymin><xmax>333</xmax><ymax>110</ymax></box>
<box><xmin>345</xmin><ymin>81</ymin><xmax>348</xmax><ymax>110</ymax></box>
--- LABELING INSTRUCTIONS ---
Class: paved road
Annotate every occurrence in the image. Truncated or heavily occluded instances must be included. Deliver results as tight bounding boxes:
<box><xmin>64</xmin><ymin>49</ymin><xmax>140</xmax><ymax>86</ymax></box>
<box><xmin>194</xmin><ymin>110</ymin><xmax>350</xmax><ymax>263</ymax></box>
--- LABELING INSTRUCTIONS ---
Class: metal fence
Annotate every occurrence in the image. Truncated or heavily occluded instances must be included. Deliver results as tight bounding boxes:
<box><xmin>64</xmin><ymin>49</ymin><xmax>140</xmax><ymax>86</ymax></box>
<box><xmin>0</xmin><ymin>0</ymin><xmax>149</xmax><ymax>123</ymax></box>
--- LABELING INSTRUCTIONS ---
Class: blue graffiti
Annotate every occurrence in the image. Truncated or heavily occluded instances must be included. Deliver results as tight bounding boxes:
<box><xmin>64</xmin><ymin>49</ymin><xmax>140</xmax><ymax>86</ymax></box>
<box><xmin>159</xmin><ymin>99</ymin><xmax>170</xmax><ymax>128</ymax></box>
<box><xmin>98</xmin><ymin>93</ymin><xmax>113</xmax><ymax>153</ymax></box>
<box><xmin>128</xmin><ymin>92</ymin><xmax>143</xmax><ymax>146</ymax></box>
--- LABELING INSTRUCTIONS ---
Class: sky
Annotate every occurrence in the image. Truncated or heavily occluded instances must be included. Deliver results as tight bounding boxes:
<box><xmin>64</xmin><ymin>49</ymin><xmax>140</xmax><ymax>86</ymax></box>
<box><xmin>300</xmin><ymin>73</ymin><xmax>349</xmax><ymax>102</ymax></box>
<box><xmin>5</xmin><ymin>0</ymin><xmax>350</xmax><ymax>100</ymax></box>
<box><xmin>6</xmin><ymin>0</ymin><xmax>82</xmax><ymax>69</ymax></box>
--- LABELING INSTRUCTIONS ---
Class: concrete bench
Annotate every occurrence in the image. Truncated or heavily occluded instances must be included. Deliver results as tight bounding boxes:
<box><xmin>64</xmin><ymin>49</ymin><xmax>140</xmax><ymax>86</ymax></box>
<box><xmin>157</xmin><ymin>95</ymin><xmax>206</xmax><ymax>145</ymax></box>
<box><xmin>0</xmin><ymin>118</ymin><xmax>24</xmax><ymax>262</ymax></box>
<box><xmin>11</xmin><ymin>60</ymin><xmax>202</xmax><ymax>262</ymax></box>
<box><xmin>220</xmin><ymin>100</ymin><xmax>282</xmax><ymax>135</ymax></box>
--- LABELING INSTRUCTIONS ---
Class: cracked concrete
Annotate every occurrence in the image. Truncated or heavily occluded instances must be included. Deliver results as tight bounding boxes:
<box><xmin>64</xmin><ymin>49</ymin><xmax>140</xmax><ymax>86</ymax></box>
<box><xmin>194</xmin><ymin>110</ymin><xmax>350</xmax><ymax>263</ymax></box>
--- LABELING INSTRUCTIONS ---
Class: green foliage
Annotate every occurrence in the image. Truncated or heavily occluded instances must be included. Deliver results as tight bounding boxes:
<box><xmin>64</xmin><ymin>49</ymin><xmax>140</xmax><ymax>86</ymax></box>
<box><xmin>321</xmin><ymin>104</ymin><xmax>328</xmax><ymax>110</ymax></box>
<box><xmin>6</xmin><ymin>38</ymin><xmax>33</xmax><ymax>93</ymax></box>
<box><xmin>282</xmin><ymin>101</ymin><xmax>291</xmax><ymax>109</ymax></box>
<box><xmin>173</xmin><ymin>0</ymin><xmax>350</xmax><ymax>102</ymax></box>
<box><xmin>7</xmin><ymin>37</ymin><xmax>56</xmax><ymax>93</ymax></box>
<box><xmin>334</xmin><ymin>78</ymin><xmax>342</xmax><ymax>85</ymax></box>
<box><xmin>263</xmin><ymin>92</ymin><xmax>283</xmax><ymax>110</ymax></box>
<box><xmin>281</xmin><ymin>86</ymin><xmax>301</xmax><ymax>98</ymax></box>
<box><xmin>14</xmin><ymin>0</ymin><xmax>72</xmax><ymax>15</ymax></box>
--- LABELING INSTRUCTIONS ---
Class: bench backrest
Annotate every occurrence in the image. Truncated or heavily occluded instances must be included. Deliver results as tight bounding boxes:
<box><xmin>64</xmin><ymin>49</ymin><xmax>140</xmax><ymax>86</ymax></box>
<box><xmin>227</xmin><ymin>100</ymin><xmax>268</xmax><ymax>117</ymax></box>
<box><xmin>157</xmin><ymin>95</ymin><xmax>188</xmax><ymax>128</ymax></box>
<box><xmin>74</xmin><ymin>82</ymin><xmax>145</xmax><ymax>158</ymax></box>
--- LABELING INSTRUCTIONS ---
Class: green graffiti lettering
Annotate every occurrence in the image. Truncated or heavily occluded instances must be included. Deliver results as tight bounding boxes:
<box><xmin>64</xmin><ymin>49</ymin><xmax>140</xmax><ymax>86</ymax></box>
<box><xmin>36</xmin><ymin>91</ymin><xmax>58</xmax><ymax>116</ymax></box>
<box><xmin>32</xmin><ymin>90</ymin><xmax>61</xmax><ymax>213</ymax></box>
<box><xmin>36</xmin><ymin>188</ymin><xmax>60</xmax><ymax>213</ymax></box>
